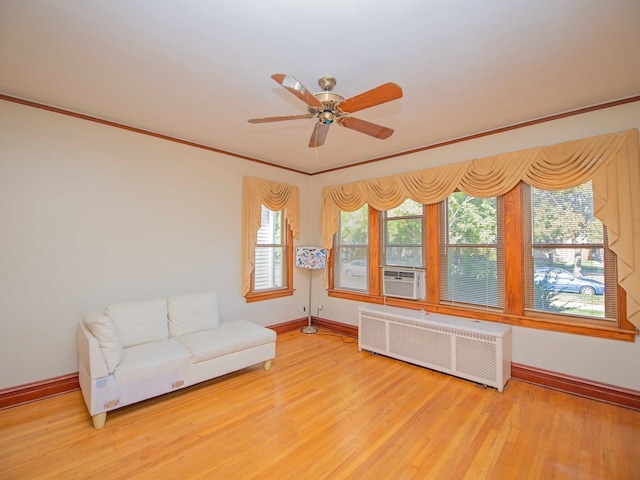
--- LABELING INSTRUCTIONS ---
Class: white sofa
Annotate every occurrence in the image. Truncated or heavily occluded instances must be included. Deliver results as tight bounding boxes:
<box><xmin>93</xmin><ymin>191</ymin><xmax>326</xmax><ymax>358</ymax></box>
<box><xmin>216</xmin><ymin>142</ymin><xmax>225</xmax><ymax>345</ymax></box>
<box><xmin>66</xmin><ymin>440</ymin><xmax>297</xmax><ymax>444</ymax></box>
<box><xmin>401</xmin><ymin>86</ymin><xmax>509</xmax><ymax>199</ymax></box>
<box><xmin>77</xmin><ymin>290</ymin><xmax>276</xmax><ymax>429</ymax></box>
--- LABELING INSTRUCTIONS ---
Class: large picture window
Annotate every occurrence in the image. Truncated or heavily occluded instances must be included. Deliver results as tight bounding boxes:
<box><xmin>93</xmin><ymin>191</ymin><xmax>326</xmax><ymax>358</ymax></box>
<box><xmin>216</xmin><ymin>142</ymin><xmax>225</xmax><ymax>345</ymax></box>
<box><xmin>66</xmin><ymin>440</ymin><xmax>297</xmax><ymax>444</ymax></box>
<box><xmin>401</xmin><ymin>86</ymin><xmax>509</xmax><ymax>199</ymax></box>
<box><xmin>323</xmin><ymin>130</ymin><xmax>639</xmax><ymax>339</ymax></box>
<box><xmin>327</xmin><ymin>182</ymin><xmax>631</xmax><ymax>338</ymax></box>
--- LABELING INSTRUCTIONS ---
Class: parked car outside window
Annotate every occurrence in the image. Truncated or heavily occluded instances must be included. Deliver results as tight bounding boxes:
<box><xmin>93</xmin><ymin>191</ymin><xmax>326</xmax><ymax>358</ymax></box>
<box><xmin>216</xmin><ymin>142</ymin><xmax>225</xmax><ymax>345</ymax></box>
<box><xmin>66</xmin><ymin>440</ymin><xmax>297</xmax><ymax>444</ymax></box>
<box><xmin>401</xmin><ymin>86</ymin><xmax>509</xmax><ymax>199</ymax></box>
<box><xmin>342</xmin><ymin>260</ymin><xmax>367</xmax><ymax>277</ymax></box>
<box><xmin>534</xmin><ymin>267</ymin><xmax>604</xmax><ymax>295</ymax></box>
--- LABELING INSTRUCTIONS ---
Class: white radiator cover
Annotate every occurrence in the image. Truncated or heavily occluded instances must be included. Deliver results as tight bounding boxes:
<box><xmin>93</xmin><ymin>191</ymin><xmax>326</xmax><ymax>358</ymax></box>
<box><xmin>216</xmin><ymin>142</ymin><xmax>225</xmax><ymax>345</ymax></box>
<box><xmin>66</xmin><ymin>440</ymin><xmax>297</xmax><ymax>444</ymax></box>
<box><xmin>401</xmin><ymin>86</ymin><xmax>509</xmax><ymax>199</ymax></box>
<box><xmin>358</xmin><ymin>305</ymin><xmax>511</xmax><ymax>392</ymax></box>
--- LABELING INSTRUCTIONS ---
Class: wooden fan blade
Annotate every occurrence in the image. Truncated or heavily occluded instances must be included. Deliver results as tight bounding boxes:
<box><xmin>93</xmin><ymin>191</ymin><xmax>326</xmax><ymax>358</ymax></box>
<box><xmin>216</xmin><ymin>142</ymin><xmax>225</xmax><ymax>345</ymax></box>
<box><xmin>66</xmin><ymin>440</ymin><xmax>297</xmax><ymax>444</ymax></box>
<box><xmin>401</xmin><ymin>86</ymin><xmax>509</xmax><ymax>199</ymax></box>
<box><xmin>337</xmin><ymin>82</ymin><xmax>403</xmax><ymax>114</ymax></box>
<box><xmin>338</xmin><ymin>117</ymin><xmax>394</xmax><ymax>139</ymax></box>
<box><xmin>248</xmin><ymin>114</ymin><xmax>314</xmax><ymax>124</ymax></box>
<box><xmin>308</xmin><ymin>122</ymin><xmax>330</xmax><ymax>147</ymax></box>
<box><xmin>271</xmin><ymin>74</ymin><xmax>323</xmax><ymax>109</ymax></box>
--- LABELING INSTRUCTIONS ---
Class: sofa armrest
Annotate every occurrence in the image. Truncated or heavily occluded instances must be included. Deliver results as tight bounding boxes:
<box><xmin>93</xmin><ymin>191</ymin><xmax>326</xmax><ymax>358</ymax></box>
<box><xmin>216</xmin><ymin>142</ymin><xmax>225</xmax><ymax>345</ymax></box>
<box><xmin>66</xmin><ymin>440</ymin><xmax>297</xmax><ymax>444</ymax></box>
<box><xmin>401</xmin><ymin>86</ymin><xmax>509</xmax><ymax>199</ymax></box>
<box><xmin>78</xmin><ymin>321</ymin><xmax>109</xmax><ymax>380</ymax></box>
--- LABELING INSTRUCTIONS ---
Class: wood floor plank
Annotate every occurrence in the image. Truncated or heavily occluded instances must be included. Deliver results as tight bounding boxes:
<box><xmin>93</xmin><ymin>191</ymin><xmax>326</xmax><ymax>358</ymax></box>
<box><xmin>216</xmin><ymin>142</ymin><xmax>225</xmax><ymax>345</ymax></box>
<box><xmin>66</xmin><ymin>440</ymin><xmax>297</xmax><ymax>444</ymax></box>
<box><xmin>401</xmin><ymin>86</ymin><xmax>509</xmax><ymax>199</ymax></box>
<box><xmin>1</xmin><ymin>329</ymin><xmax>639</xmax><ymax>479</ymax></box>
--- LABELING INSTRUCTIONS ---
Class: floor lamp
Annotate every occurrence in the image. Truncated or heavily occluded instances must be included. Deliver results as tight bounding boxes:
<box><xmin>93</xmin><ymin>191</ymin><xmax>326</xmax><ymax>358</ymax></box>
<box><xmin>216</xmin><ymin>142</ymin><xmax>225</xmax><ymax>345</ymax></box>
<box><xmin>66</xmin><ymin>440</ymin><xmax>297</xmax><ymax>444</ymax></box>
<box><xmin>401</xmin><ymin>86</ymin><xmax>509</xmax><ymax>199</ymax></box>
<box><xmin>295</xmin><ymin>246</ymin><xmax>328</xmax><ymax>334</ymax></box>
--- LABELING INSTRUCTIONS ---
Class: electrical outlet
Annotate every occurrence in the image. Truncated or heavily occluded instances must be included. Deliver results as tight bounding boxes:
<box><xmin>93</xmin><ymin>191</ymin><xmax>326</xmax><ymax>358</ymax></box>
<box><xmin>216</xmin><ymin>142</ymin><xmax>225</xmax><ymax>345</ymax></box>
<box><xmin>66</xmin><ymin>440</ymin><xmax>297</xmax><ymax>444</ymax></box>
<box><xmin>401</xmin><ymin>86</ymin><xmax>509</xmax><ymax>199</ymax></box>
<box><xmin>297</xmin><ymin>306</ymin><xmax>306</xmax><ymax>313</ymax></box>
<box><xmin>318</xmin><ymin>305</ymin><xmax>324</xmax><ymax>310</ymax></box>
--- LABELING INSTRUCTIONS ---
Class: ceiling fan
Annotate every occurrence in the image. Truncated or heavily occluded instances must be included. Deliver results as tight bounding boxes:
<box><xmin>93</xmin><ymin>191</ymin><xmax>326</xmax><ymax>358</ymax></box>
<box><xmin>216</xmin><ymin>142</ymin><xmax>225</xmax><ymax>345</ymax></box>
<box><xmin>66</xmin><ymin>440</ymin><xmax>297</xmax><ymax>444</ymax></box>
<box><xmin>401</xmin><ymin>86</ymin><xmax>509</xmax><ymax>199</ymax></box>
<box><xmin>248</xmin><ymin>74</ymin><xmax>403</xmax><ymax>147</ymax></box>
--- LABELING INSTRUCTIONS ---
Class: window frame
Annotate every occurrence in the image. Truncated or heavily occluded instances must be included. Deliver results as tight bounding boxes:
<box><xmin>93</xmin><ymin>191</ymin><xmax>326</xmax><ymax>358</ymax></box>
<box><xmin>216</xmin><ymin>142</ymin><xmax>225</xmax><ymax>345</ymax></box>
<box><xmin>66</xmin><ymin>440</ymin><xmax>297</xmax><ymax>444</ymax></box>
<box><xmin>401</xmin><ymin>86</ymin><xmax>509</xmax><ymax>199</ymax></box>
<box><xmin>245</xmin><ymin>206</ymin><xmax>294</xmax><ymax>303</ymax></box>
<box><xmin>381</xmin><ymin>199</ymin><xmax>425</xmax><ymax>269</ymax></box>
<box><xmin>327</xmin><ymin>182</ymin><xmax>636</xmax><ymax>342</ymax></box>
<box><xmin>523</xmin><ymin>182</ymin><xmax>618</xmax><ymax>324</ymax></box>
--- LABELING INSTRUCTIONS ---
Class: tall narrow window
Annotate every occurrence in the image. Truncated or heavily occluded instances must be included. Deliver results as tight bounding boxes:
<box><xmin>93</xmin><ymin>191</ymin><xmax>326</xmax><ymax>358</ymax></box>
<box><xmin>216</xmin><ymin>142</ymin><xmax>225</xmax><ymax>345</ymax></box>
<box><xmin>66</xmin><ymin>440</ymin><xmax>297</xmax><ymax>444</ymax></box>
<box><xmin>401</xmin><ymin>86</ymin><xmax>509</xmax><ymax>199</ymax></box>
<box><xmin>334</xmin><ymin>204</ymin><xmax>369</xmax><ymax>292</ymax></box>
<box><xmin>382</xmin><ymin>199</ymin><xmax>424</xmax><ymax>268</ymax></box>
<box><xmin>524</xmin><ymin>181</ymin><xmax>617</xmax><ymax>321</ymax></box>
<box><xmin>253</xmin><ymin>205</ymin><xmax>287</xmax><ymax>292</ymax></box>
<box><xmin>440</xmin><ymin>192</ymin><xmax>504</xmax><ymax>309</ymax></box>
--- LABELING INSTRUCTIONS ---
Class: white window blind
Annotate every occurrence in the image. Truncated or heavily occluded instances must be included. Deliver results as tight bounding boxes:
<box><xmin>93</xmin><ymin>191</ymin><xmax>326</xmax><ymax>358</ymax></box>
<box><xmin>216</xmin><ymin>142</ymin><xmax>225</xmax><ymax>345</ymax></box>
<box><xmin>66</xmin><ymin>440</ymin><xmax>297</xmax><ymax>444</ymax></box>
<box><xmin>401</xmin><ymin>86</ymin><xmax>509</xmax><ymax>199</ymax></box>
<box><xmin>440</xmin><ymin>192</ymin><xmax>504</xmax><ymax>310</ymax></box>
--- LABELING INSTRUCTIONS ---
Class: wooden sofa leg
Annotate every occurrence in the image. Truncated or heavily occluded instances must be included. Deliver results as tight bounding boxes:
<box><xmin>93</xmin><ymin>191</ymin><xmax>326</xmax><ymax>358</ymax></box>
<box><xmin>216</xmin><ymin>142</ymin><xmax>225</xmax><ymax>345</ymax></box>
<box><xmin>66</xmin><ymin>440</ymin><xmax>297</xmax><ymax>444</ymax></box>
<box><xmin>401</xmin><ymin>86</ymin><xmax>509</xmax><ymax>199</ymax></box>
<box><xmin>264</xmin><ymin>360</ymin><xmax>272</xmax><ymax>371</ymax></box>
<box><xmin>92</xmin><ymin>412</ymin><xmax>107</xmax><ymax>429</ymax></box>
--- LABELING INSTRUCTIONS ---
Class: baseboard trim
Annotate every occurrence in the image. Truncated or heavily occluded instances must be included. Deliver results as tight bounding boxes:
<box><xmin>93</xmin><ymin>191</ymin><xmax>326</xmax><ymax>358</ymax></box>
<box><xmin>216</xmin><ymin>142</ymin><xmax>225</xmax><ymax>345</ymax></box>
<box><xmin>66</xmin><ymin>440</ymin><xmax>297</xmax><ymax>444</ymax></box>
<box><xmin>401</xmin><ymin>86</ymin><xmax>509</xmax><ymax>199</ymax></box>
<box><xmin>313</xmin><ymin>317</ymin><xmax>358</xmax><ymax>337</ymax></box>
<box><xmin>3</xmin><ymin>324</ymin><xmax>637</xmax><ymax>411</ymax></box>
<box><xmin>268</xmin><ymin>317</ymin><xmax>359</xmax><ymax>337</ymax></box>
<box><xmin>511</xmin><ymin>363</ymin><xmax>640</xmax><ymax>411</ymax></box>
<box><xmin>0</xmin><ymin>373</ymin><xmax>79</xmax><ymax>410</ymax></box>
<box><xmin>268</xmin><ymin>318</ymin><xmax>309</xmax><ymax>334</ymax></box>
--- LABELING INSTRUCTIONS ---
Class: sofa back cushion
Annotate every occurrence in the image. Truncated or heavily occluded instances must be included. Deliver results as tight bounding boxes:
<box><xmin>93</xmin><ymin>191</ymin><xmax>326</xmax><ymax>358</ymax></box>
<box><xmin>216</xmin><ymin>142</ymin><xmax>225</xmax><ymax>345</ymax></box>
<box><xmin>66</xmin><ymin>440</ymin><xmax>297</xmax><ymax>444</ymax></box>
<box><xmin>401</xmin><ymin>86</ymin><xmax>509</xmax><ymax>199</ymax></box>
<box><xmin>168</xmin><ymin>291</ymin><xmax>219</xmax><ymax>337</ymax></box>
<box><xmin>83</xmin><ymin>309</ymin><xmax>123</xmax><ymax>373</ymax></box>
<box><xmin>106</xmin><ymin>298</ymin><xmax>168</xmax><ymax>348</ymax></box>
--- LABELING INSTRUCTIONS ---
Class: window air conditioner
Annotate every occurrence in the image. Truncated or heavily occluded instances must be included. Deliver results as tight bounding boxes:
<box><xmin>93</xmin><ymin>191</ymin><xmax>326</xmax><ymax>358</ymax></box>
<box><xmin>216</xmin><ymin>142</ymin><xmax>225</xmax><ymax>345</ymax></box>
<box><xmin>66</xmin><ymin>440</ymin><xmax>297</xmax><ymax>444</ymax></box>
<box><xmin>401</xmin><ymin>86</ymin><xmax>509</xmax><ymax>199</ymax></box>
<box><xmin>382</xmin><ymin>267</ymin><xmax>425</xmax><ymax>300</ymax></box>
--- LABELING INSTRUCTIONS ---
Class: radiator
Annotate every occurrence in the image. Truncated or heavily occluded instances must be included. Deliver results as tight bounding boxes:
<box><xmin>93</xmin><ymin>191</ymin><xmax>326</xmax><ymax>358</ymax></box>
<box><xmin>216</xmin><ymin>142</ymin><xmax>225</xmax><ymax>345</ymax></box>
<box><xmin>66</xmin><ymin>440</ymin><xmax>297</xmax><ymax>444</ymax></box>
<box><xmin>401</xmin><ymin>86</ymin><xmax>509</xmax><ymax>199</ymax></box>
<box><xmin>358</xmin><ymin>305</ymin><xmax>511</xmax><ymax>392</ymax></box>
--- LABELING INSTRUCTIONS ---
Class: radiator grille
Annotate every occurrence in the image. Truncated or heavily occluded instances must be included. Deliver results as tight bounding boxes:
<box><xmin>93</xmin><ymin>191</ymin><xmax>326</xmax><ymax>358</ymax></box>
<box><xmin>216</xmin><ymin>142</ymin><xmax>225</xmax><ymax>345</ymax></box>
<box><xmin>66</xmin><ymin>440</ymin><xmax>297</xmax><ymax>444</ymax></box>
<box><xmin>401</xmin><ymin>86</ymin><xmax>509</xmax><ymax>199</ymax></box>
<box><xmin>389</xmin><ymin>322</ymin><xmax>451</xmax><ymax>369</ymax></box>
<box><xmin>358</xmin><ymin>307</ymin><xmax>510</xmax><ymax>392</ymax></box>
<box><xmin>455</xmin><ymin>336</ymin><xmax>497</xmax><ymax>382</ymax></box>
<box><xmin>359</xmin><ymin>316</ymin><xmax>386</xmax><ymax>351</ymax></box>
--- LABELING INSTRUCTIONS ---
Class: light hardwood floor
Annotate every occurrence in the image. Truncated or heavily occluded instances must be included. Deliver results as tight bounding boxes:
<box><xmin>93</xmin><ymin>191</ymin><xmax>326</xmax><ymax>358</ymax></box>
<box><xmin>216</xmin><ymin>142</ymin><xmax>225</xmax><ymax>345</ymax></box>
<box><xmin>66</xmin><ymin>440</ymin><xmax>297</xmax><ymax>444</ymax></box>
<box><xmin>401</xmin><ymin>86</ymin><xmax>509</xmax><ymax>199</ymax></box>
<box><xmin>1</xmin><ymin>329</ymin><xmax>639</xmax><ymax>479</ymax></box>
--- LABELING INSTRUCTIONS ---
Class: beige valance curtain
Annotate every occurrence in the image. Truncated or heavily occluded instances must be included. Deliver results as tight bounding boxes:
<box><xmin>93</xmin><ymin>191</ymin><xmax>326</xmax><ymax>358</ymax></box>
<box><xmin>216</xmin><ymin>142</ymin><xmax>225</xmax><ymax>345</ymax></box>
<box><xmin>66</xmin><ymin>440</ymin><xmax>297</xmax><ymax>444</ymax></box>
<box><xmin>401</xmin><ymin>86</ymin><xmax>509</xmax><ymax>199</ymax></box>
<box><xmin>321</xmin><ymin>129</ymin><xmax>640</xmax><ymax>328</ymax></box>
<box><xmin>242</xmin><ymin>176</ymin><xmax>300</xmax><ymax>296</ymax></box>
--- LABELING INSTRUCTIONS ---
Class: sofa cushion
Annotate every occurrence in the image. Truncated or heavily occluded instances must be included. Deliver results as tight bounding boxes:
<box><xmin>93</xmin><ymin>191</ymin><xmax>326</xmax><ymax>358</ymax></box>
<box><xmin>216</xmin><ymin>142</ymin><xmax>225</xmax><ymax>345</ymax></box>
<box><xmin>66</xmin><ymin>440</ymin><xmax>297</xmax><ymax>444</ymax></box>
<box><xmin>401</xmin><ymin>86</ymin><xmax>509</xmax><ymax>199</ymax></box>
<box><xmin>83</xmin><ymin>309</ymin><xmax>123</xmax><ymax>373</ymax></box>
<box><xmin>114</xmin><ymin>339</ymin><xmax>191</xmax><ymax>385</ymax></box>
<box><xmin>106</xmin><ymin>298</ymin><xmax>168</xmax><ymax>348</ymax></box>
<box><xmin>168</xmin><ymin>291</ymin><xmax>219</xmax><ymax>337</ymax></box>
<box><xmin>177</xmin><ymin>320</ymin><xmax>276</xmax><ymax>364</ymax></box>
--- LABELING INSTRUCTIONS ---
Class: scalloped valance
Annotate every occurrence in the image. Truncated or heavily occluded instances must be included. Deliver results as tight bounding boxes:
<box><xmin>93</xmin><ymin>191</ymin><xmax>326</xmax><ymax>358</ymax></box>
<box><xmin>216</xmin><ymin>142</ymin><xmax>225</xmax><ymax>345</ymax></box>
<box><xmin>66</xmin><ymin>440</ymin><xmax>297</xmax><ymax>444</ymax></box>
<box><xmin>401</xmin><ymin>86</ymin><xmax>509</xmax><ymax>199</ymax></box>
<box><xmin>321</xmin><ymin>129</ymin><xmax>640</xmax><ymax>328</ymax></box>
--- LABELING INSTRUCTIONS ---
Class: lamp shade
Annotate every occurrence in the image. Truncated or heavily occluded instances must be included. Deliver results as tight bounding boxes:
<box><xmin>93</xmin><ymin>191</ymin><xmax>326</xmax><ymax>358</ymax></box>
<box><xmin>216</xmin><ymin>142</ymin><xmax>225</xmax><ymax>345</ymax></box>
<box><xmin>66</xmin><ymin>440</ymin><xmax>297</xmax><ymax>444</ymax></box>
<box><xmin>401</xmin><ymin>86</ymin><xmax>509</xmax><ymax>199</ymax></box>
<box><xmin>295</xmin><ymin>246</ymin><xmax>328</xmax><ymax>269</ymax></box>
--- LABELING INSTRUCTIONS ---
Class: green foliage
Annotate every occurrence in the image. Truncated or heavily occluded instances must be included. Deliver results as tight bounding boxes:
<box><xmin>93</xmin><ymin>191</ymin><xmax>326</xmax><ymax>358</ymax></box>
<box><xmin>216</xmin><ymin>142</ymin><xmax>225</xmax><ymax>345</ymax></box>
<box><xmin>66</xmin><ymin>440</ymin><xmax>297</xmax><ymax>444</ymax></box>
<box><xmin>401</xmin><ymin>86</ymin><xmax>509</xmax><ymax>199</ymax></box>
<box><xmin>447</xmin><ymin>192</ymin><xmax>497</xmax><ymax>244</ymax></box>
<box><xmin>532</xmin><ymin>181</ymin><xmax>602</xmax><ymax>244</ymax></box>
<box><xmin>387</xmin><ymin>199</ymin><xmax>423</xmax><ymax>217</ymax></box>
<box><xmin>385</xmin><ymin>199</ymin><xmax>423</xmax><ymax>266</ymax></box>
<box><xmin>339</xmin><ymin>204</ymin><xmax>368</xmax><ymax>245</ymax></box>
<box><xmin>385</xmin><ymin>199</ymin><xmax>423</xmax><ymax>245</ymax></box>
<box><xmin>533</xmin><ymin>279</ymin><xmax>565</xmax><ymax>312</ymax></box>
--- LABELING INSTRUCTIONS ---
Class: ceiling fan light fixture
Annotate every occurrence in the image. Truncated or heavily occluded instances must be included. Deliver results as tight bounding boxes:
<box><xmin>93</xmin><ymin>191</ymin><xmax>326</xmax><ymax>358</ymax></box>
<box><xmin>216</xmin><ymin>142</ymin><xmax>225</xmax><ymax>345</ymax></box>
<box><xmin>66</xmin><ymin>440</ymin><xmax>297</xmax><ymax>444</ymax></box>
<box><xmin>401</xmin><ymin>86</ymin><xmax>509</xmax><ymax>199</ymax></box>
<box><xmin>319</xmin><ymin>111</ymin><xmax>334</xmax><ymax>124</ymax></box>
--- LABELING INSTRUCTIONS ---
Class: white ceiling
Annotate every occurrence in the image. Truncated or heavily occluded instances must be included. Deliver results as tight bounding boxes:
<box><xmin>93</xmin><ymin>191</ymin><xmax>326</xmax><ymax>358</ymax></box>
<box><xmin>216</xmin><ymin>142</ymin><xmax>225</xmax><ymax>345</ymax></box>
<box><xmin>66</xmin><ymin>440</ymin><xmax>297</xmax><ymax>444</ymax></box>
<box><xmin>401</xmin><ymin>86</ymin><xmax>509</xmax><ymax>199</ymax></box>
<box><xmin>1</xmin><ymin>1</ymin><xmax>639</xmax><ymax>174</ymax></box>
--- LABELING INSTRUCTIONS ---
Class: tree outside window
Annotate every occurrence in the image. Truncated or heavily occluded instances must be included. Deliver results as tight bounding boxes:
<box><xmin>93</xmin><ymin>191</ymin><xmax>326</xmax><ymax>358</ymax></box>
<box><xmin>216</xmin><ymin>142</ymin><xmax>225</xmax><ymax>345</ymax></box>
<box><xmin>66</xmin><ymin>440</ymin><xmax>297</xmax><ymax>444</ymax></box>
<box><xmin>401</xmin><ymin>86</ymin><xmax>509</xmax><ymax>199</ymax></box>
<box><xmin>440</xmin><ymin>192</ymin><xmax>503</xmax><ymax>309</ymax></box>
<box><xmin>382</xmin><ymin>199</ymin><xmax>423</xmax><ymax>268</ymax></box>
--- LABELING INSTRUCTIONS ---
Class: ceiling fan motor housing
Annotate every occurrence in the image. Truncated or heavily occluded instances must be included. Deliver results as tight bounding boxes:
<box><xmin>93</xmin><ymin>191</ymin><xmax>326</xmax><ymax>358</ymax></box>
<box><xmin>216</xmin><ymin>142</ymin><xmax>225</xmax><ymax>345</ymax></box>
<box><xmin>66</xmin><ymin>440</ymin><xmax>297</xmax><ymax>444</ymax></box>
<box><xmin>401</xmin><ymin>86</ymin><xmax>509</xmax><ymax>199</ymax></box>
<box><xmin>307</xmin><ymin>91</ymin><xmax>345</xmax><ymax>120</ymax></box>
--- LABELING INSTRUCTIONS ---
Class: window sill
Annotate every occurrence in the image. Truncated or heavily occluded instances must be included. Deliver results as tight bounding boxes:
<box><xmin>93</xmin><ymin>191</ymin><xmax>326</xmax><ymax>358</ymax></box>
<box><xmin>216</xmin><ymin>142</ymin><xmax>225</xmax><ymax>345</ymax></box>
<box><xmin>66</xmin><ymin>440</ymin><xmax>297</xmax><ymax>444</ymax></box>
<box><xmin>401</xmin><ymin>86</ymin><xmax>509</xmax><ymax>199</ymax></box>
<box><xmin>245</xmin><ymin>288</ymin><xmax>294</xmax><ymax>303</ymax></box>
<box><xmin>327</xmin><ymin>289</ymin><xmax>637</xmax><ymax>342</ymax></box>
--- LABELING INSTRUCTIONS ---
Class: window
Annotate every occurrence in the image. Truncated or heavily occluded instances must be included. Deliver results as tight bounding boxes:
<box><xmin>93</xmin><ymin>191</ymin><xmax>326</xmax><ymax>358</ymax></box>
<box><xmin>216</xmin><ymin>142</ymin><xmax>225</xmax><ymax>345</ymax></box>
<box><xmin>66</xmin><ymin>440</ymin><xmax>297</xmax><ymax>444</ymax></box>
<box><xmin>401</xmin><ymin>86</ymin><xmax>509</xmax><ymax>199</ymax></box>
<box><xmin>241</xmin><ymin>176</ymin><xmax>298</xmax><ymax>302</ymax></box>
<box><xmin>246</xmin><ymin>204</ymin><xmax>294</xmax><ymax>302</ymax></box>
<box><xmin>253</xmin><ymin>206</ymin><xmax>287</xmax><ymax>291</ymax></box>
<box><xmin>382</xmin><ymin>199</ymin><xmax>424</xmax><ymax>268</ymax></box>
<box><xmin>327</xmin><ymin>183</ymin><xmax>632</xmax><ymax>340</ymax></box>
<box><xmin>440</xmin><ymin>192</ymin><xmax>504</xmax><ymax>309</ymax></box>
<box><xmin>334</xmin><ymin>204</ymin><xmax>369</xmax><ymax>292</ymax></box>
<box><xmin>324</xmin><ymin>131</ymin><xmax>639</xmax><ymax>339</ymax></box>
<box><xmin>524</xmin><ymin>181</ymin><xmax>617</xmax><ymax>321</ymax></box>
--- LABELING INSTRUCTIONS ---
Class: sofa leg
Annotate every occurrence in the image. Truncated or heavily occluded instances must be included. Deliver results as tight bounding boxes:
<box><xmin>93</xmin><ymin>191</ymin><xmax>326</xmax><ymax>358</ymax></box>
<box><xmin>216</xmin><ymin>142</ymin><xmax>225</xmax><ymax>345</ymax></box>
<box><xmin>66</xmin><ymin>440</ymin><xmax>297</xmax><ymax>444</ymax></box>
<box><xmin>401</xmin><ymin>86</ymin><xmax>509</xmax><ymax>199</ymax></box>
<box><xmin>92</xmin><ymin>412</ymin><xmax>107</xmax><ymax>429</ymax></box>
<box><xmin>263</xmin><ymin>360</ymin><xmax>272</xmax><ymax>371</ymax></box>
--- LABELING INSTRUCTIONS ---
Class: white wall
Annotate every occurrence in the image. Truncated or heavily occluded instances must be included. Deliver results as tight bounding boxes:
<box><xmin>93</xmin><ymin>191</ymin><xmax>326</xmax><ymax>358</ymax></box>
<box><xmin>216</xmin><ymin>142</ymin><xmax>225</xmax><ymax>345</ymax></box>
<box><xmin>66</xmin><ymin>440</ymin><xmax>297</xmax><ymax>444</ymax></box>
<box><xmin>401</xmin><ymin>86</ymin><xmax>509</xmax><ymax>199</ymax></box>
<box><xmin>309</xmin><ymin>101</ymin><xmax>640</xmax><ymax>391</ymax></box>
<box><xmin>0</xmin><ymin>101</ymin><xmax>311</xmax><ymax>389</ymax></box>
<box><xmin>2</xmin><ymin>99</ymin><xmax>639</xmax><ymax>392</ymax></box>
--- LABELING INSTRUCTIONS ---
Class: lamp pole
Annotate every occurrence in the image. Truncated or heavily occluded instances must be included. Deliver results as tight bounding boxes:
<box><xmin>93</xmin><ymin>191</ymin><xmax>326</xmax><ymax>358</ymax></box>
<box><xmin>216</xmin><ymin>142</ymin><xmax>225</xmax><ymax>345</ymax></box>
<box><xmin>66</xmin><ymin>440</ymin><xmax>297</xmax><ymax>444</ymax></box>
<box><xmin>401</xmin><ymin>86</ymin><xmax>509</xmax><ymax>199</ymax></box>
<box><xmin>301</xmin><ymin>270</ymin><xmax>318</xmax><ymax>334</ymax></box>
